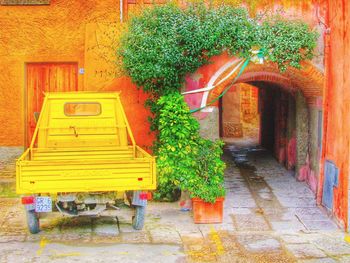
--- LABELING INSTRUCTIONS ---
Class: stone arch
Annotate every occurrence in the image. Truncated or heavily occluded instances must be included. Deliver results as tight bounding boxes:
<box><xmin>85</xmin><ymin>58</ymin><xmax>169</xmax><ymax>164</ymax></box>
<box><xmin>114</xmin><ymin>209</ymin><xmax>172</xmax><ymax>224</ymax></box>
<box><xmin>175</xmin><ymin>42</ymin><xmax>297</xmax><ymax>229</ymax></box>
<box><xmin>184</xmin><ymin>52</ymin><xmax>324</xmax><ymax>192</ymax></box>
<box><xmin>204</xmin><ymin>54</ymin><xmax>323</xmax><ymax>106</ymax></box>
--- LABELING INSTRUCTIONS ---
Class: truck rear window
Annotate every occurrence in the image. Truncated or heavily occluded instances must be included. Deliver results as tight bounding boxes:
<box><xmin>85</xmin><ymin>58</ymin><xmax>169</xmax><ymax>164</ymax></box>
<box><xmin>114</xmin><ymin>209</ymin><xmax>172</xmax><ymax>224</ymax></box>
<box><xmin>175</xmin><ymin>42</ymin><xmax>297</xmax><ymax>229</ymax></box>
<box><xmin>64</xmin><ymin>102</ymin><xmax>101</xmax><ymax>116</ymax></box>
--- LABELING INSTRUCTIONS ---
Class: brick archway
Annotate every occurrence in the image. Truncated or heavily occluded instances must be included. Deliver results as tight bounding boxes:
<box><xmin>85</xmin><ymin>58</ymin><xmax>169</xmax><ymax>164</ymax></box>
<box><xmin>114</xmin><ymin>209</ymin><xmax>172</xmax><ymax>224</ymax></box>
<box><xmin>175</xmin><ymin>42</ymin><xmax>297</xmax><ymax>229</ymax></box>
<box><xmin>184</xmin><ymin>52</ymin><xmax>324</xmax><ymax>195</ymax></box>
<box><xmin>184</xmin><ymin>52</ymin><xmax>324</xmax><ymax>112</ymax></box>
<box><xmin>208</xmin><ymin>60</ymin><xmax>324</xmax><ymax>106</ymax></box>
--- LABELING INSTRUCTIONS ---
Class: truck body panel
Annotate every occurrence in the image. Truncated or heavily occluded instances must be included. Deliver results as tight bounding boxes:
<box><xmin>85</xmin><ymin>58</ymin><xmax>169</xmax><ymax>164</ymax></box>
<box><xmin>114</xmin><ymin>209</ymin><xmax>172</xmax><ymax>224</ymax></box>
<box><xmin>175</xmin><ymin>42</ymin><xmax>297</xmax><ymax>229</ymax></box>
<box><xmin>16</xmin><ymin>92</ymin><xmax>156</xmax><ymax>195</ymax></box>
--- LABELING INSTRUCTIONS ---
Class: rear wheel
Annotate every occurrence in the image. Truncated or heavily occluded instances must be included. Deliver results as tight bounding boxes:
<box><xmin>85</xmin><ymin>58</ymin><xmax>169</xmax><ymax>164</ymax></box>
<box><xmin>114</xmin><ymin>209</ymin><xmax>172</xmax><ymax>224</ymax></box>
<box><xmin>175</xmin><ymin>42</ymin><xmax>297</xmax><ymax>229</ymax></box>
<box><xmin>26</xmin><ymin>210</ymin><xmax>40</xmax><ymax>234</ymax></box>
<box><xmin>132</xmin><ymin>205</ymin><xmax>145</xmax><ymax>230</ymax></box>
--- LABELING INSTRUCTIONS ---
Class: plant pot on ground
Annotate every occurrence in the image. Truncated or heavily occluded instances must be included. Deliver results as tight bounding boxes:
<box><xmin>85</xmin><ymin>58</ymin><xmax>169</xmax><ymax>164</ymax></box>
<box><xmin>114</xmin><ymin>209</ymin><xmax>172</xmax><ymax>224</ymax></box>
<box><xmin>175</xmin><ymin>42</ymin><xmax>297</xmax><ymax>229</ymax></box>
<box><xmin>192</xmin><ymin>197</ymin><xmax>225</xmax><ymax>224</ymax></box>
<box><xmin>188</xmin><ymin>139</ymin><xmax>226</xmax><ymax>224</ymax></box>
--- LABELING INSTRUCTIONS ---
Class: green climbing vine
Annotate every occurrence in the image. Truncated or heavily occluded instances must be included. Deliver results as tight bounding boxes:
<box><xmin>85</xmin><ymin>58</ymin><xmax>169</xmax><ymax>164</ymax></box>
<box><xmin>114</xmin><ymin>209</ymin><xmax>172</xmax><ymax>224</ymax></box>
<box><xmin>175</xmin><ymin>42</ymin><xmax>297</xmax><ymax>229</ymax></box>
<box><xmin>121</xmin><ymin>4</ymin><xmax>317</xmax><ymax>93</ymax></box>
<box><xmin>119</xmin><ymin>3</ymin><xmax>318</xmax><ymax>200</ymax></box>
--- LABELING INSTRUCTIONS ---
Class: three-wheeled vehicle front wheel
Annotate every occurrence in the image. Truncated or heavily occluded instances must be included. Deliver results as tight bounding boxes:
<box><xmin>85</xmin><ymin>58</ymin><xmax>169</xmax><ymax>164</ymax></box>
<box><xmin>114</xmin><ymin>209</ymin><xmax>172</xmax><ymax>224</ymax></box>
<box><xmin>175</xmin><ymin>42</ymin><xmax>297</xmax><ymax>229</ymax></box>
<box><xmin>26</xmin><ymin>210</ymin><xmax>40</xmax><ymax>234</ymax></box>
<box><xmin>132</xmin><ymin>205</ymin><xmax>145</xmax><ymax>230</ymax></box>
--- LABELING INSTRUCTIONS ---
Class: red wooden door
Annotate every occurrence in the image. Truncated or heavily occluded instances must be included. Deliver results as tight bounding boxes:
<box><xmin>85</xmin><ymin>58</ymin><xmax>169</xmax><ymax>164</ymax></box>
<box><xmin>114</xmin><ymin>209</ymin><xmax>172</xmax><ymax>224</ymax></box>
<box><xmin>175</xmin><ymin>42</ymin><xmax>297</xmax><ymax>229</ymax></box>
<box><xmin>26</xmin><ymin>63</ymin><xmax>78</xmax><ymax>146</ymax></box>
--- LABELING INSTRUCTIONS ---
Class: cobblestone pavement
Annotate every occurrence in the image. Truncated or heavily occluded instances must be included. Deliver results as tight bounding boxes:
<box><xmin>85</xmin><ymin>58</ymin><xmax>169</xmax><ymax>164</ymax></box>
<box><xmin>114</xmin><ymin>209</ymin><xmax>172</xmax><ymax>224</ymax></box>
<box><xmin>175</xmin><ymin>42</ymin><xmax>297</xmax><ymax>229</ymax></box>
<box><xmin>0</xmin><ymin>147</ymin><xmax>23</xmax><ymax>198</ymax></box>
<box><xmin>0</xmin><ymin>147</ymin><xmax>23</xmax><ymax>177</ymax></box>
<box><xmin>1</xmin><ymin>147</ymin><xmax>350</xmax><ymax>262</ymax></box>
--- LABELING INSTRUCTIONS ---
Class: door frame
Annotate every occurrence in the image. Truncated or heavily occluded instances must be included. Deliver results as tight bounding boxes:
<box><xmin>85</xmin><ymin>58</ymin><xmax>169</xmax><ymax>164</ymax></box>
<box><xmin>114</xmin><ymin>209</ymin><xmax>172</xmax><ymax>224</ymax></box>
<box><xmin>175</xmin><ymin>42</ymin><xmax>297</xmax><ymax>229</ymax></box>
<box><xmin>24</xmin><ymin>62</ymin><xmax>79</xmax><ymax>148</ymax></box>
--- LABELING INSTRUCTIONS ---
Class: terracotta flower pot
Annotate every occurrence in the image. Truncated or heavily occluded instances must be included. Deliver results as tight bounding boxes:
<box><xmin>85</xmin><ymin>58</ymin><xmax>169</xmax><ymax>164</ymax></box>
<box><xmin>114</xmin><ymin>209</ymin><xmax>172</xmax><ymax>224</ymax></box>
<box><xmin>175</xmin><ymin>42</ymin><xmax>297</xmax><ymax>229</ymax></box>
<box><xmin>192</xmin><ymin>197</ymin><xmax>224</xmax><ymax>224</ymax></box>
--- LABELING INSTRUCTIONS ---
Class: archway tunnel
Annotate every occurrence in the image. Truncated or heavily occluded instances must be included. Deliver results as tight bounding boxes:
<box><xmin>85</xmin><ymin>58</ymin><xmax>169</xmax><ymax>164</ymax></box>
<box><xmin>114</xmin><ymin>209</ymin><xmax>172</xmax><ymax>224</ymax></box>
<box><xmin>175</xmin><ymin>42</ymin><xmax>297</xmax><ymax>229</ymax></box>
<box><xmin>184</xmin><ymin>53</ymin><xmax>324</xmax><ymax>198</ymax></box>
<box><xmin>219</xmin><ymin>82</ymin><xmax>299</xmax><ymax>173</ymax></box>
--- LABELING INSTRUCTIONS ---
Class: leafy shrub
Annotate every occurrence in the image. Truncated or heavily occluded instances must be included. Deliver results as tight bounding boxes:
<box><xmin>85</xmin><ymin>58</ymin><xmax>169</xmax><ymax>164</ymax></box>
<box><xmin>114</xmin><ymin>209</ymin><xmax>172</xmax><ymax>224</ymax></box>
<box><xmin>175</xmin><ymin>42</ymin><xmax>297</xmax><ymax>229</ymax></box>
<box><xmin>156</xmin><ymin>93</ymin><xmax>225</xmax><ymax>203</ymax></box>
<box><xmin>155</xmin><ymin>92</ymin><xmax>200</xmax><ymax>200</ymax></box>
<box><xmin>189</xmin><ymin>139</ymin><xmax>226</xmax><ymax>203</ymax></box>
<box><xmin>257</xmin><ymin>17</ymin><xmax>318</xmax><ymax>71</ymax></box>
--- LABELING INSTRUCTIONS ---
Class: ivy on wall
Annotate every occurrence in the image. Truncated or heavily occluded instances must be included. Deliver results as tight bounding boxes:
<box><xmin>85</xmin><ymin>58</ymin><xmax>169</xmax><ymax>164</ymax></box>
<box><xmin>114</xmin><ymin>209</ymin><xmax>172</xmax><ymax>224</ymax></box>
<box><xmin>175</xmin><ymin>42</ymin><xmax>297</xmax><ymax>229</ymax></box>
<box><xmin>120</xmin><ymin>4</ymin><xmax>317</xmax><ymax>98</ymax></box>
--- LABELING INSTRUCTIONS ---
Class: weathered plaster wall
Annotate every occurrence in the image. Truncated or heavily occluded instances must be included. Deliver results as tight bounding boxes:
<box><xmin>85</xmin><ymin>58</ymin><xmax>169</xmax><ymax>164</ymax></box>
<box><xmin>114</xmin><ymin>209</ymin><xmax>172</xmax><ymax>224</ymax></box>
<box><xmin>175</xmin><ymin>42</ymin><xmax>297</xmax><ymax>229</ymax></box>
<box><xmin>295</xmin><ymin>94</ymin><xmax>322</xmax><ymax>194</ymax></box>
<box><xmin>274</xmin><ymin>90</ymin><xmax>289</xmax><ymax>165</ymax></box>
<box><xmin>287</xmin><ymin>94</ymin><xmax>296</xmax><ymax>170</ymax></box>
<box><xmin>295</xmin><ymin>91</ymin><xmax>310</xmax><ymax>175</ymax></box>
<box><xmin>198</xmin><ymin>107</ymin><xmax>220</xmax><ymax>141</ymax></box>
<box><xmin>309</xmin><ymin>107</ymin><xmax>321</xmax><ymax>175</ymax></box>
<box><xmin>319</xmin><ymin>0</ymin><xmax>350</xmax><ymax>229</ymax></box>
<box><xmin>221</xmin><ymin>83</ymin><xmax>259</xmax><ymax>139</ymax></box>
<box><xmin>0</xmin><ymin>0</ymin><xmax>154</xmax><ymax>149</ymax></box>
<box><xmin>222</xmin><ymin>85</ymin><xmax>242</xmax><ymax>137</ymax></box>
<box><xmin>240</xmin><ymin>84</ymin><xmax>259</xmax><ymax>139</ymax></box>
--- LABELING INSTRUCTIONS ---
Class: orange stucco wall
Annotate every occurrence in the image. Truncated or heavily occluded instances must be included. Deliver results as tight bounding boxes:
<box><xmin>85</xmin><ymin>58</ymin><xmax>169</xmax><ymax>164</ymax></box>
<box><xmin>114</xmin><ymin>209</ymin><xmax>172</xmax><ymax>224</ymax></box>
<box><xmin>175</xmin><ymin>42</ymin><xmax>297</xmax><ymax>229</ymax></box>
<box><xmin>0</xmin><ymin>0</ymin><xmax>155</xmax><ymax>149</ymax></box>
<box><xmin>320</xmin><ymin>0</ymin><xmax>350</xmax><ymax>229</ymax></box>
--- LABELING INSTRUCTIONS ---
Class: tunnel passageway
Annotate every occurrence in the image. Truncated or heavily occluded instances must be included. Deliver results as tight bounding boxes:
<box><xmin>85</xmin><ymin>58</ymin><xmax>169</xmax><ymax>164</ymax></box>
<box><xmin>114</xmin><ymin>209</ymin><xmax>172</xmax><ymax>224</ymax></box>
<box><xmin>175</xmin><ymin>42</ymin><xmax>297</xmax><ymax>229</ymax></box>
<box><xmin>224</xmin><ymin>145</ymin><xmax>337</xmax><ymax>232</ymax></box>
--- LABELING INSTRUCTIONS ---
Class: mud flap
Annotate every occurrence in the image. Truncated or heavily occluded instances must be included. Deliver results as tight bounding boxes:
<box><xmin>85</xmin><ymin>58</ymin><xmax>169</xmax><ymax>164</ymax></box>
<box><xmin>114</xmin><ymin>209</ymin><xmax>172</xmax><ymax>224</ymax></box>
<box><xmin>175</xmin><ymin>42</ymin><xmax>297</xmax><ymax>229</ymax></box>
<box><xmin>132</xmin><ymin>191</ymin><xmax>147</xmax><ymax>207</ymax></box>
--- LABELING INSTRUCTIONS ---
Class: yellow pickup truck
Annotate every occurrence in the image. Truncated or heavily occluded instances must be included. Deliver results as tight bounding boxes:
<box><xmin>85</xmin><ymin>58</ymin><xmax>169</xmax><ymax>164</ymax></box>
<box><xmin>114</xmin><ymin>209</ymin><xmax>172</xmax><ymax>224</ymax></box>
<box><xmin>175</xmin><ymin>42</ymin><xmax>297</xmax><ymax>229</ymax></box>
<box><xmin>16</xmin><ymin>92</ymin><xmax>156</xmax><ymax>234</ymax></box>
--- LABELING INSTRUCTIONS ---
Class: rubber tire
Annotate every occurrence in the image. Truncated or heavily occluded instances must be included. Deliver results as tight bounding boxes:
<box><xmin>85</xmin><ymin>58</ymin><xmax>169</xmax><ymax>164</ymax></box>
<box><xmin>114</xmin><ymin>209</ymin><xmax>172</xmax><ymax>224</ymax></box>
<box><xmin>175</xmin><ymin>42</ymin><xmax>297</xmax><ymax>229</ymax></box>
<box><xmin>26</xmin><ymin>210</ymin><xmax>40</xmax><ymax>234</ymax></box>
<box><xmin>132</xmin><ymin>205</ymin><xmax>145</xmax><ymax>230</ymax></box>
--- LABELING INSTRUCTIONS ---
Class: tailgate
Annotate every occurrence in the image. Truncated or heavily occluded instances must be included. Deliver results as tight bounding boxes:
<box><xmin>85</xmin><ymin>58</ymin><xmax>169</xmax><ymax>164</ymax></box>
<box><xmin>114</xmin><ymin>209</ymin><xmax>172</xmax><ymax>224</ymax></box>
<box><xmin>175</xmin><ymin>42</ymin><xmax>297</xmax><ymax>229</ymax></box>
<box><xmin>16</xmin><ymin>148</ymin><xmax>156</xmax><ymax>194</ymax></box>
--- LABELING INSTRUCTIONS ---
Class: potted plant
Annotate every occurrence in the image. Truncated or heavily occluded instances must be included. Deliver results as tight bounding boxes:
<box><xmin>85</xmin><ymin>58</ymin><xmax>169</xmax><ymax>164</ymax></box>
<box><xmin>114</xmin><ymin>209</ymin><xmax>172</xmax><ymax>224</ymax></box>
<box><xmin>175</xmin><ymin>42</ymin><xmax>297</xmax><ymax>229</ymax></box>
<box><xmin>187</xmin><ymin>139</ymin><xmax>226</xmax><ymax>224</ymax></box>
<box><xmin>156</xmin><ymin>93</ymin><xmax>226</xmax><ymax>223</ymax></box>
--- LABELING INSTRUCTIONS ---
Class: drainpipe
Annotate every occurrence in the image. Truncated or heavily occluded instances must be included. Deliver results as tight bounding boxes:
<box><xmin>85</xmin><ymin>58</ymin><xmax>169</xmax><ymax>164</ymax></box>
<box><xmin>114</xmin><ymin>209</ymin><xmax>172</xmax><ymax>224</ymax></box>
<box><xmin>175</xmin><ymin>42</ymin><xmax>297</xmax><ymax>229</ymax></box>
<box><xmin>317</xmin><ymin>0</ymin><xmax>331</xmax><ymax>206</ymax></box>
<box><xmin>120</xmin><ymin>0</ymin><xmax>123</xmax><ymax>23</ymax></box>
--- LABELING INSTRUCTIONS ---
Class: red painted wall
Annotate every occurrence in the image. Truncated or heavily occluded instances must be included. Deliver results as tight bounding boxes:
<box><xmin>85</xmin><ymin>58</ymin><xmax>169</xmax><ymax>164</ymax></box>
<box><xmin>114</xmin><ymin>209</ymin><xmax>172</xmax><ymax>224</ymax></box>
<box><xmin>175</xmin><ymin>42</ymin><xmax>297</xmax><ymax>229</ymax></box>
<box><xmin>103</xmin><ymin>76</ymin><xmax>155</xmax><ymax>152</ymax></box>
<box><xmin>320</xmin><ymin>0</ymin><xmax>350</xmax><ymax>229</ymax></box>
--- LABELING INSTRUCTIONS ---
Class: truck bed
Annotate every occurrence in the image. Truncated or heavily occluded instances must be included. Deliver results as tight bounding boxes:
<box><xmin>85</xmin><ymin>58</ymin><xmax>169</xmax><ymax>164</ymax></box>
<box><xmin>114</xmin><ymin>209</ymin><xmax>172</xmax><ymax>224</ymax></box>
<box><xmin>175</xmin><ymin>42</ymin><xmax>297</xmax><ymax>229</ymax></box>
<box><xmin>16</xmin><ymin>146</ymin><xmax>156</xmax><ymax>194</ymax></box>
<box><xmin>31</xmin><ymin>147</ymin><xmax>136</xmax><ymax>161</ymax></box>
<box><xmin>17</xmin><ymin>92</ymin><xmax>156</xmax><ymax>195</ymax></box>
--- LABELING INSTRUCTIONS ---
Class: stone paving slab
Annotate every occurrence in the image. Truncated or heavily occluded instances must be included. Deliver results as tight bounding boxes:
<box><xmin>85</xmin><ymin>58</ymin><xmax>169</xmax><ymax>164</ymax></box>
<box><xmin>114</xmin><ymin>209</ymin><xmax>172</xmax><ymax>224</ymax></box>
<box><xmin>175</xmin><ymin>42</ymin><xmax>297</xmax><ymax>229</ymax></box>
<box><xmin>0</xmin><ymin>235</ymin><xmax>26</xmax><ymax>242</ymax></box>
<box><xmin>0</xmin><ymin>242</ymin><xmax>186</xmax><ymax>263</ymax></box>
<box><xmin>285</xmin><ymin>243</ymin><xmax>328</xmax><ymax>259</ymax></box>
<box><xmin>0</xmin><ymin>147</ymin><xmax>23</xmax><ymax>170</ymax></box>
<box><xmin>149</xmin><ymin>227</ymin><xmax>182</xmax><ymax>244</ymax></box>
<box><xmin>93</xmin><ymin>223</ymin><xmax>120</xmax><ymax>236</ymax></box>
<box><xmin>263</xmin><ymin>208</ymin><xmax>298</xmax><ymax>221</ymax></box>
<box><xmin>236</xmin><ymin>234</ymin><xmax>282</xmax><ymax>252</ymax></box>
<box><xmin>337</xmin><ymin>255</ymin><xmax>350</xmax><ymax>262</ymax></box>
<box><xmin>273</xmin><ymin>189</ymin><xmax>316</xmax><ymax>198</ymax></box>
<box><xmin>302</xmin><ymin>220</ymin><xmax>339</xmax><ymax>231</ymax></box>
<box><xmin>270</xmin><ymin>220</ymin><xmax>307</xmax><ymax>232</ymax></box>
<box><xmin>276</xmin><ymin>197</ymin><xmax>318</xmax><ymax>208</ymax></box>
<box><xmin>295</xmin><ymin>208</ymin><xmax>331</xmax><ymax>221</ymax></box>
<box><xmin>280</xmin><ymin>234</ymin><xmax>310</xmax><ymax>244</ymax></box>
<box><xmin>230</xmin><ymin>208</ymin><xmax>253</xmax><ymax>215</ymax></box>
<box><xmin>312</xmin><ymin>236</ymin><xmax>350</xmax><ymax>256</ymax></box>
<box><xmin>228</xmin><ymin>195</ymin><xmax>257</xmax><ymax>208</ymax></box>
<box><xmin>298</xmin><ymin>258</ymin><xmax>339</xmax><ymax>263</ymax></box>
<box><xmin>232</xmin><ymin>214</ymin><xmax>270</xmax><ymax>231</ymax></box>
<box><xmin>121</xmin><ymin>231</ymin><xmax>151</xmax><ymax>243</ymax></box>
